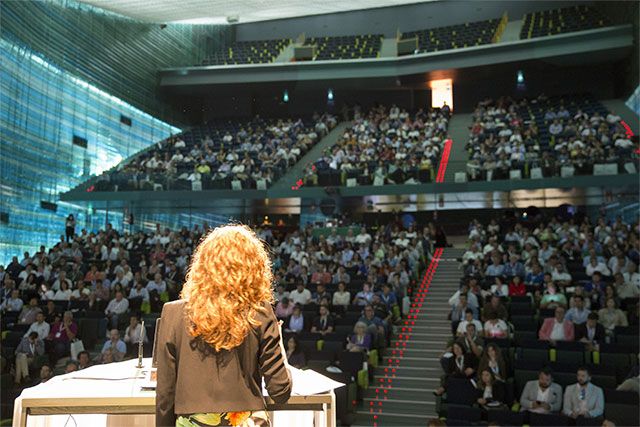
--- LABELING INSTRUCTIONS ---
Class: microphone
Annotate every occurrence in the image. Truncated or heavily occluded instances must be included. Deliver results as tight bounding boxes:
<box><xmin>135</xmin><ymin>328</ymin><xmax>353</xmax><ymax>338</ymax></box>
<box><xmin>136</xmin><ymin>320</ymin><xmax>145</xmax><ymax>369</ymax></box>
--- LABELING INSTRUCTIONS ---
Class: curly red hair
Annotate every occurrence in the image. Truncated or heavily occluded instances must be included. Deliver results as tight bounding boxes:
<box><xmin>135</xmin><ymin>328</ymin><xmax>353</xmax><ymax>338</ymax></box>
<box><xmin>181</xmin><ymin>224</ymin><xmax>274</xmax><ymax>351</ymax></box>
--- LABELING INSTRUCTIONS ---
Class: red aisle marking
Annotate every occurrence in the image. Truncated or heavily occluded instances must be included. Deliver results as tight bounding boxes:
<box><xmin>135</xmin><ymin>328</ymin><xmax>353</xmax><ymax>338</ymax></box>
<box><xmin>372</xmin><ymin>247</ymin><xmax>444</xmax><ymax>424</ymax></box>
<box><xmin>435</xmin><ymin>139</ymin><xmax>452</xmax><ymax>183</ymax></box>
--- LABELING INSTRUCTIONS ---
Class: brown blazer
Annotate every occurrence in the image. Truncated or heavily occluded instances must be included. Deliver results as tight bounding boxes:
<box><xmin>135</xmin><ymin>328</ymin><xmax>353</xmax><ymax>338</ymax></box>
<box><xmin>156</xmin><ymin>300</ymin><xmax>292</xmax><ymax>426</ymax></box>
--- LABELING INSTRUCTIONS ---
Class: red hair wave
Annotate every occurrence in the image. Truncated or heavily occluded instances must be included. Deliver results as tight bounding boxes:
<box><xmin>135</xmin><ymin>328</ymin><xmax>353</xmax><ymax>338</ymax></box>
<box><xmin>181</xmin><ymin>224</ymin><xmax>274</xmax><ymax>351</ymax></box>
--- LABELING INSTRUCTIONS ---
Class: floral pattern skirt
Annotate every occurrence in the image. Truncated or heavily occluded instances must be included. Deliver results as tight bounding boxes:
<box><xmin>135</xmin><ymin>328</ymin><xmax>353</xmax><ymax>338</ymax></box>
<box><xmin>176</xmin><ymin>411</ymin><xmax>270</xmax><ymax>427</ymax></box>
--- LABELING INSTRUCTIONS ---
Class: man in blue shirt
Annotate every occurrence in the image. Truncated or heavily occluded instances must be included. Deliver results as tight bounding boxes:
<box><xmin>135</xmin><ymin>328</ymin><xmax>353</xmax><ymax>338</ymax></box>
<box><xmin>525</xmin><ymin>264</ymin><xmax>545</xmax><ymax>287</ymax></box>
<box><xmin>485</xmin><ymin>257</ymin><xmax>505</xmax><ymax>277</ymax></box>
<box><xmin>100</xmin><ymin>329</ymin><xmax>126</xmax><ymax>363</ymax></box>
<box><xmin>503</xmin><ymin>255</ymin><xmax>525</xmax><ymax>278</ymax></box>
<box><xmin>378</xmin><ymin>283</ymin><xmax>398</xmax><ymax>310</ymax></box>
<box><xmin>565</xmin><ymin>295</ymin><xmax>591</xmax><ymax>325</ymax></box>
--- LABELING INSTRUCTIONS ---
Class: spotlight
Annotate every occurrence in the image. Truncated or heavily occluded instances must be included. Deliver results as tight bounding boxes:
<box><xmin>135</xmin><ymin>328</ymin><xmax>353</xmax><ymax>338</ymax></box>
<box><xmin>327</xmin><ymin>89</ymin><xmax>334</xmax><ymax>101</ymax></box>
<box><xmin>282</xmin><ymin>90</ymin><xmax>289</xmax><ymax>103</ymax></box>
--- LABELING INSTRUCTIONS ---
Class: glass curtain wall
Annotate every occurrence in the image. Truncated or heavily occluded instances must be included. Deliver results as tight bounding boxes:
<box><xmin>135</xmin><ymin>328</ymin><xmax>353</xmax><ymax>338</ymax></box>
<box><xmin>0</xmin><ymin>39</ymin><xmax>181</xmax><ymax>263</ymax></box>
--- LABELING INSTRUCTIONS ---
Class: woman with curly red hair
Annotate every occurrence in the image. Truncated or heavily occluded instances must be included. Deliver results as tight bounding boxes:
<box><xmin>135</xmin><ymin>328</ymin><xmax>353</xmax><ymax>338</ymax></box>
<box><xmin>156</xmin><ymin>224</ymin><xmax>292</xmax><ymax>427</ymax></box>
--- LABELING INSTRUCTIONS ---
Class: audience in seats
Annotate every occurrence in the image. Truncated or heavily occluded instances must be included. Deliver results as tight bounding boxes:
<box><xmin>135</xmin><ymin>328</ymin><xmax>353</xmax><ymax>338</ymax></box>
<box><xmin>87</xmin><ymin>113</ymin><xmax>337</xmax><ymax>191</ymax></box>
<box><xmin>466</xmin><ymin>94</ymin><xmax>639</xmax><ymax>181</ymax></box>
<box><xmin>311</xmin><ymin>105</ymin><xmax>448</xmax><ymax>186</ymax></box>
<box><xmin>434</xmin><ymin>212</ymin><xmax>639</xmax><ymax>423</ymax></box>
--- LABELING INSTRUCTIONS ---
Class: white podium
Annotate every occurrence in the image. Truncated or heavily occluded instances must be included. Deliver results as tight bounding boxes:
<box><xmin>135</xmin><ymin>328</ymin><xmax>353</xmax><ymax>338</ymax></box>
<box><xmin>14</xmin><ymin>358</ymin><xmax>341</xmax><ymax>427</ymax></box>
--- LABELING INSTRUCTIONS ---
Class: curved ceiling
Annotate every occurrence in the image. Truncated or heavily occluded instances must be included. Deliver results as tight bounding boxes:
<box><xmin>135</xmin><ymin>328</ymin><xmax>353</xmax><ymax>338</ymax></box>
<box><xmin>79</xmin><ymin>0</ymin><xmax>435</xmax><ymax>24</ymax></box>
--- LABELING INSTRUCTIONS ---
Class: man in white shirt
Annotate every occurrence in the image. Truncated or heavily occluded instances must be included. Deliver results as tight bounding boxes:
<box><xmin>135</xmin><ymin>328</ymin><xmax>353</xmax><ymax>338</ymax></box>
<box><xmin>105</xmin><ymin>291</ymin><xmax>129</xmax><ymax>329</ymax></box>
<box><xmin>24</xmin><ymin>312</ymin><xmax>50</xmax><ymax>340</ymax></box>
<box><xmin>456</xmin><ymin>309</ymin><xmax>483</xmax><ymax>337</ymax></box>
<box><xmin>289</xmin><ymin>282</ymin><xmax>312</xmax><ymax>306</ymax></box>
<box><xmin>354</xmin><ymin>227</ymin><xmax>372</xmax><ymax>245</ymax></box>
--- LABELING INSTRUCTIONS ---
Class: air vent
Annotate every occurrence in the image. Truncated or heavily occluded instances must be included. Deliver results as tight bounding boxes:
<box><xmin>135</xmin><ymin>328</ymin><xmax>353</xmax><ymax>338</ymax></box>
<box><xmin>72</xmin><ymin>135</ymin><xmax>88</xmax><ymax>149</ymax></box>
<box><xmin>40</xmin><ymin>201</ymin><xmax>58</xmax><ymax>212</ymax></box>
<box><xmin>0</xmin><ymin>212</ymin><xmax>8</xmax><ymax>224</ymax></box>
<box><xmin>120</xmin><ymin>114</ymin><xmax>132</xmax><ymax>126</ymax></box>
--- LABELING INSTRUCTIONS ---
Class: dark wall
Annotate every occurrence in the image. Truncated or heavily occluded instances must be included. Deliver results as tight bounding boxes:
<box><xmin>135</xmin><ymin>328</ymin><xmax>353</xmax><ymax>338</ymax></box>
<box><xmin>450</xmin><ymin>61</ymin><xmax>619</xmax><ymax>113</ymax></box>
<box><xmin>234</xmin><ymin>0</ymin><xmax>591</xmax><ymax>41</ymax></box>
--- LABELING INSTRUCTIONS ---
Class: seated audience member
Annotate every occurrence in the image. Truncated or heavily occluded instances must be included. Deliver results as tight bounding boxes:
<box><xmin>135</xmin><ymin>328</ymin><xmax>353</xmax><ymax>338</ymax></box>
<box><xmin>332</xmin><ymin>282</ymin><xmax>351</xmax><ymax>307</ymax></box>
<box><xmin>17</xmin><ymin>297</ymin><xmax>42</xmax><ymax>325</ymax></box>
<box><xmin>38</xmin><ymin>364</ymin><xmax>53</xmax><ymax>384</ymax></box>
<box><xmin>585</xmin><ymin>257</ymin><xmax>611</xmax><ymax>277</ymax></box>
<box><xmin>476</xmin><ymin>369</ymin><xmax>507</xmax><ymax>408</ymax></box>
<box><xmin>123</xmin><ymin>314</ymin><xmax>147</xmax><ymax>355</ymax></box>
<box><xmin>289</xmin><ymin>282</ymin><xmax>312</xmax><ymax>306</ymax></box>
<box><xmin>565</xmin><ymin>295</ymin><xmax>590</xmax><ymax>325</ymax></box>
<box><xmin>65</xmin><ymin>360</ymin><xmax>79</xmax><ymax>374</ymax></box>
<box><xmin>482</xmin><ymin>295</ymin><xmax>507</xmax><ymax>321</ymax></box>
<box><xmin>597</xmin><ymin>297</ymin><xmax>628</xmax><ymax>335</ymax></box>
<box><xmin>285</xmin><ymin>304</ymin><xmax>305</xmax><ymax>333</ymax></box>
<box><xmin>129</xmin><ymin>281</ymin><xmax>150</xmax><ymax>303</ymax></box>
<box><xmin>2</xmin><ymin>289</ymin><xmax>23</xmax><ymax>312</ymax></box>
<box><xmin>312</xmin><ymin>283</ymin><xmax>331</xmax><ymax>304</ymax></box>
<box><xmin>616</xmin><ymin>362</ymin><xmax>640</xmax><ymax>393</ymax></box>
<box><xmin>562</xmin><ymin>367</ymin><xmax>604</xmax><ymax>420</ymax></box>
<box><xmin>478</xmin><ymin>343</ymin><xmax>507</xmax><ymax>382</ymax></box>
<box><xmin>488</xmin><ymin>277</ymin><xmax>509</xmax><ymax>297</ymax></box>
<box><xmin>48</xmin><ymin>310</ymin><xmax>77</xmax><ymax>364</ymax></box>
<box><xmin>53</xmin><ymin>280</ymin><xmax>72</xmax><ymax>301</ymax></box>
<box><xmin>520</xmin><ymin>367</ymin><xmax>563</xmax><ymax>414</ymax></box>
<box><xmin>99</xmin><ymin>329</ymin><xmax>126</xmax><ymax>363</ymax></box>
<box><xmin>311</xmin><ymin>304</ymin><xmax>334</xmax><ymax>335</ymax></box>
<box><xmin>77</xmin><ymin>350</ymin><xmax>92</xmax><ymax>370</ymax></box>
<box><xmin>275</xmin><ymin>297</ymin><xmax>294</xmax><ymax>319</ymax></box>
<box><xmin>378</xmin><ymin>283</ymin><xmax>398</xmax><ymax>311</ymax></box>
<box><xmin>483</xmin><ymin>313</ymin><xmax>509</xmax><ymax>339</ymax></box>
<box><xmin>508</xmin><ymin>275</ymin><xmax>526</xmax><ymax>296</ymax></box>
<box><xmin>612</xmin><ymin>272</ymin><xmax>639</xmax><ymax>299</ymax></box>
<box><xmin>285</xmin><ymin>335</ymin><xmax>306</xmax><ymax>368</ymax></box>
<box><xmin>449</xmin><ymin>284</ymin><xmax>479</xmax><ymax>309</ymax></box>
<box><xmin>347</xmin><ymin>321</ymin><xmax>372</xmax><ymax>352</ymax></box>
<box><xmin>274</xmin><ymin>284</ymin><xmax>289</xmax><ymax>302</ymax></box>
<box><xmin>457</xmin><ymin>323</ymin><xmax>483</xmax><ymax>358</ymax></box>
<box><xmin>353</xmin><ymin>283</ymin><xmax>374</xmax><ymax>306</ymax></box>
<box><xmin>105</xmin><ymin>290</ymin><xmax>129</xmax><ymax>329</ymax></box>
<box><xmin>434</xmin><ymin>341</ymin><xmax>478</xmax><ymax>396</ymax></box>
<box><xmin>14</xmin><ymin>331</ymin><xmax>45</xmax><ymax>384</ymax></box>
<box><xmin>539</xmin><ymin>306</ymin><xmax>574</xmax><ymax>343</ymax></box>
<box><xmin>575</xmin><ymin>312</ymin><xmax>605</xmax><ymax>350</ymax></box>
<box><xmin>456</xmin><ymin>308</ymin><xmax>483</xmax><ymax>337</ymax></box>
<box><xmin>539</xmin><ymin>283</ymin><xmax>568</xmax><ymax>309</ymax></box>
<box><xmin>451</xmin><ymin>294</ymin><xmax>478</xmax><ymax>323</ymax></box>
<box><xmin>24</xmin><ymin>312</ymin><xmax>50</xmax><ymax>340</ymax></box>
<box><xmin>359</xmin><ymin>304</ymin><xmax>386</xmax><ymax>348</ymax></box>
<box><xmin>570</xmin><ymin>285</ymin><xmax>591</xmax><ymax>310</ymax></box>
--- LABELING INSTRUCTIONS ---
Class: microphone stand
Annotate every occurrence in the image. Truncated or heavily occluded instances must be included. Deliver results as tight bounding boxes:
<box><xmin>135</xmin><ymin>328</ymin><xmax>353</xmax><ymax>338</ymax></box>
<box><xmin>136</xmin><ymin>320</ymin><xmax>145</xmax><ymax>369</ymax></box>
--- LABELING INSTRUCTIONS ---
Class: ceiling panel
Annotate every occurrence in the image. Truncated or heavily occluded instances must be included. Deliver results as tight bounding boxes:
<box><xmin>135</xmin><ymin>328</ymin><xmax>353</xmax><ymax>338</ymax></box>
<box><xmin>79</xmin><ymin>0</ymin><xmax>434</xmax><ymax>24</ymax></box>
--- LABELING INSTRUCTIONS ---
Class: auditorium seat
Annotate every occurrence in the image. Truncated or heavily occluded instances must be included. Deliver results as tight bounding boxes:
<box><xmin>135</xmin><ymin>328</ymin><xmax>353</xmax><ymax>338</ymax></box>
<box><xmin>488</xmin><ymin>409</ymin><xmax>525</xmax><ymax>426</ymax></box>
<box><xmin>529</xmin><ymin>412</ymin><xmax>569</xmax><ymax>426</ymax></box>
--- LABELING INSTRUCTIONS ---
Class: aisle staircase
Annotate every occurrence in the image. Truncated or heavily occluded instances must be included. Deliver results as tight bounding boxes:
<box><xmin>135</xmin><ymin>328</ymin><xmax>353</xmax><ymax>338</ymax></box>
<box><xmin>353</xmin><ymin>247</ymin><xmax>464</xmax><ymax>426</ymax></box>
<box><xmin>443</xmin><ymin>114</ymin><xmax>473</xmax><ymax>182</ymax></box>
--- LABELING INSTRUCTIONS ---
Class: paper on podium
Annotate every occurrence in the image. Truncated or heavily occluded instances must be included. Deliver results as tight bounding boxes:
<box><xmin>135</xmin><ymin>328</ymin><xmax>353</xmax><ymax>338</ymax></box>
<box><xmin>263</xmin><ymin>366</ymin><xmax>344</xmax><ymax>397</ymax></box>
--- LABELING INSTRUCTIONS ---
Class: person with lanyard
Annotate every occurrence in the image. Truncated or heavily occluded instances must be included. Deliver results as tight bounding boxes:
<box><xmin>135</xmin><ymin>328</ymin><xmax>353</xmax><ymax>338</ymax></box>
<box><xmin>478</xmin><ymin>343</ymin><xmax>507</xmax><ymax>382</ymax></box>
<box><xmin>14</xmin><ymin>331</ymin><xmax>44</xmax><ymax>384</ymax></box>
<box><xmin>562</xmin><ymin>367</ymin><xmax>604</xmax><ymax>420</ymax></box>
<box><xmin>47</xmin><ymin>310</ymin><xmax>77</xmax><ymax>365</ymax></box>
<box><xmin>434</xmin><ymin>341</ymin><xmax>478</xmax><ymax>396</ymax></box>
